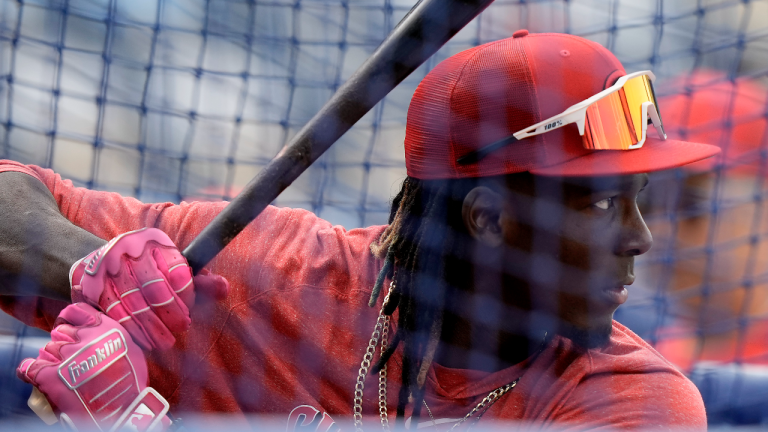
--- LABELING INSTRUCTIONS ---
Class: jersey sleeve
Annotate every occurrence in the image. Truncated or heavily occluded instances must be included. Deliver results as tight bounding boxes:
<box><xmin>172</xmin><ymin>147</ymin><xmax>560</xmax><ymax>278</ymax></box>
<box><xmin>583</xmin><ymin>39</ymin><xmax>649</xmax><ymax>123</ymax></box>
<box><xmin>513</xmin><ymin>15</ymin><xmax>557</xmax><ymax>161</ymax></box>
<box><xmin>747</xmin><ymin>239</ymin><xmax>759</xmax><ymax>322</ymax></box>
<box><xmin>0</xmin><ymin>160</ymin><xmax>228</xmax><ymax>244</ymax></box>
<box><xmin>550</xmin><ymin>324</ymin><xmax>707</xmax><ymax>430</ymax></box>
<box><xmin>0</xmin><ymin>160</ymin><xmax>383</xmax><ymax>331</ymax></box>
<box><xmin>553</xmin><ymin>364</ymin><xmax>707</xmax><ymax>430</ymax></box>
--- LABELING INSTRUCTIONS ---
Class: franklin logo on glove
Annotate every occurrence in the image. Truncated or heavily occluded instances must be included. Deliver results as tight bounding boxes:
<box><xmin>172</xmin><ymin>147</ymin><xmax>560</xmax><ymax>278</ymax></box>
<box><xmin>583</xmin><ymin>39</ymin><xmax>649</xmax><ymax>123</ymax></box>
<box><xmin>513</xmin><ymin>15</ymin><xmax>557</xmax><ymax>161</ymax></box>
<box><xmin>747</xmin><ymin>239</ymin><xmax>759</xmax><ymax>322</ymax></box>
<box><xmin>60</xmin><ymin>330</ymin><xmax>127</xmax><ymax>388</ymax></box>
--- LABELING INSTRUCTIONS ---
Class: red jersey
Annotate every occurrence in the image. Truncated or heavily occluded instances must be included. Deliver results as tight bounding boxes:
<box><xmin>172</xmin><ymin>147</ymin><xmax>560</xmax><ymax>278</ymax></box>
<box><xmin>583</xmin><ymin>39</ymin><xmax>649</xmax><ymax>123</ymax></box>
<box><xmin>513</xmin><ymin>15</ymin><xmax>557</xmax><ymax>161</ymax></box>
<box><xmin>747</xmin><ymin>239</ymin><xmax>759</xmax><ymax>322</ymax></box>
<box><xmin>0</xmin><ymin>160</ymin><xmax>706</xmax><ymax>430</ymax></box>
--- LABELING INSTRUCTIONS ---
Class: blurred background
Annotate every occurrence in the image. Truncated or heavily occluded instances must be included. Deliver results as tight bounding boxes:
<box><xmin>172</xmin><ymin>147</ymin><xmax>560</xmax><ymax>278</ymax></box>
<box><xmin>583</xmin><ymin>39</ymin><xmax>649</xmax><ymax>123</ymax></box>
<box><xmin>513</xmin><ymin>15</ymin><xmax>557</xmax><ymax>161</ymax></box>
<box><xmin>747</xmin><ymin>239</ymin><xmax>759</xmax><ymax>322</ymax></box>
<box><xmin>1</xmin><ymin>0</ymin><xmax>768</xmax><ymax>426</ymax></box>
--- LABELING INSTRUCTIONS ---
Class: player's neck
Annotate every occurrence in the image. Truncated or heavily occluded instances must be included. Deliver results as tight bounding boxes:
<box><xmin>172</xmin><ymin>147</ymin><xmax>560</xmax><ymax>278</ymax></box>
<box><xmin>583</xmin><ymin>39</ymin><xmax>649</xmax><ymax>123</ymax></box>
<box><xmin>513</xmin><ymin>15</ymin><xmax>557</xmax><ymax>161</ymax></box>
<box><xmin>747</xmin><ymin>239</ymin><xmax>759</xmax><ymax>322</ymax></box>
<box><xmin>435</xmin><ymin>320</ymin><xmax>540</xmax><ymax>373</ymax></box>
<box><xmin>435</xmin><ymin>272</ymin><xmax>545</xmax><ymax>373</ymax></box>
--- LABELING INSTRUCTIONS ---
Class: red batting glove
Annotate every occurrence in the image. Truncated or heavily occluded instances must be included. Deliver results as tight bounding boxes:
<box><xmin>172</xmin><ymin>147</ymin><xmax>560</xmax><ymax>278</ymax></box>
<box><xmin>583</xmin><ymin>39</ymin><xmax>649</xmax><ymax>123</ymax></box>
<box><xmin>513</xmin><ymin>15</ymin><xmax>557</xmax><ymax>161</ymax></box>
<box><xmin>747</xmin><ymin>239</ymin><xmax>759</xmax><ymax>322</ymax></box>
<box><xmin>17</xmin><ymin>303</ymin><xmax>172</xmax><ymax>432</ymax></box>
<box><xmin>70</xmin><ymin>228</ymin><xmax>229</xmax><ymax>351</ymax></box>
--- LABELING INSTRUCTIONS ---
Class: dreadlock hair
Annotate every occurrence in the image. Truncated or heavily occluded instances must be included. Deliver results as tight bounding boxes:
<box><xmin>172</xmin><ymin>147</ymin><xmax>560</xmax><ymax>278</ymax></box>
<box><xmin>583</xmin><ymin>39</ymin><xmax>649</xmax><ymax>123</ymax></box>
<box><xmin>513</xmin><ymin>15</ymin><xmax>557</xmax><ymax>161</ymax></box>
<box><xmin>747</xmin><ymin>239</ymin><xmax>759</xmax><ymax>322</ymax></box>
<box><xmin>367</xmin><ymin>172</ymin><xmax>534</xmax><ymax>425</ymax></box>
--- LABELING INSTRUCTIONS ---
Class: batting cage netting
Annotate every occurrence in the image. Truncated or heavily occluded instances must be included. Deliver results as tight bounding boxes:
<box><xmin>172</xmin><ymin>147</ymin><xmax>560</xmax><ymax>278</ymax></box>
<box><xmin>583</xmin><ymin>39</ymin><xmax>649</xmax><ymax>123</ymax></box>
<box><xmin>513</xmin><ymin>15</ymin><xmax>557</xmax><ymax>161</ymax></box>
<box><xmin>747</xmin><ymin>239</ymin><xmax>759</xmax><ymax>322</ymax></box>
<box><xmin>1</xmin><ymin>0</ymin><xmax>768</xmax><ymax>426</ymax></box>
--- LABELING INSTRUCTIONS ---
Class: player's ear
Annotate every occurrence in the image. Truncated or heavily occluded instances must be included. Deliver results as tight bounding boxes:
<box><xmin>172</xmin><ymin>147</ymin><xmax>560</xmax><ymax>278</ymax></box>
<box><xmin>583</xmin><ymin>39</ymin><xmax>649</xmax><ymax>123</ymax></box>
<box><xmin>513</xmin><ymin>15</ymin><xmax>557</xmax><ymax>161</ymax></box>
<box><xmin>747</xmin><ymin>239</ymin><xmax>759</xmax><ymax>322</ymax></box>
<box><xmin>462</xmin><ymin>186</ymin><xmax>514</xmax><ymax>247</ymax></box>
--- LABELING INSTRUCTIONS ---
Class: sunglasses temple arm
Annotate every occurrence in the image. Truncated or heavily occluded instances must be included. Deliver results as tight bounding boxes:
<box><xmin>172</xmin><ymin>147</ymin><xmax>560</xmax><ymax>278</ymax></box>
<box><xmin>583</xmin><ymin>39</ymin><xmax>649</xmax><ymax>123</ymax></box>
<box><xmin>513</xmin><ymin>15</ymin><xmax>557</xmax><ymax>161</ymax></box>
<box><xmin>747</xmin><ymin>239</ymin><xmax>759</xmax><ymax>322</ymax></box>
<box><xmin>456</xmin><ymin>134</ymin><xmax>521</xmax><ymax>165</ymax></box>
<box><xmin>455</xmin><ymin>115</ymin><xmax>584</xmax><ymax>165</ymax></box>
<box><xmin>647</xmin><ymin>103</ymin><xmax>666</xmax><ymax>139</ymax></box>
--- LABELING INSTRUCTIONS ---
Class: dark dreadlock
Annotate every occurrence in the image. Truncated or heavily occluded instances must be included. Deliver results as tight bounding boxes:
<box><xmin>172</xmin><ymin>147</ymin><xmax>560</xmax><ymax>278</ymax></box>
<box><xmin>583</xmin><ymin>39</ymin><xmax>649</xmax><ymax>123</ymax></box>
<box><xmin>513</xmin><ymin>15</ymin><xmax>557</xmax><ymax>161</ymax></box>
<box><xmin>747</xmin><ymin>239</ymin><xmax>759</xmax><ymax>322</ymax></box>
<box><xmin>366</xmin><ymin>173</ymin><xmax>533</xmax><ymax>424</ymax></box>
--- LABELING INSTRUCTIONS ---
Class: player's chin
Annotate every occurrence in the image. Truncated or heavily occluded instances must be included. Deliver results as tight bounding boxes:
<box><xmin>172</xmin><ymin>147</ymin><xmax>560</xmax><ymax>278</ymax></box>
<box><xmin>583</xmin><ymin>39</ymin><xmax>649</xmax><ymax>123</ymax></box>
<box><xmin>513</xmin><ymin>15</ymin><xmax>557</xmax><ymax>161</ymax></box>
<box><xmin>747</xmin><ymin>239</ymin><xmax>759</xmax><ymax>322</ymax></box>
<box><xmin>560</xmin><ymin>312</ymin><xmax>615</xmax><ymax>349</ymax></box>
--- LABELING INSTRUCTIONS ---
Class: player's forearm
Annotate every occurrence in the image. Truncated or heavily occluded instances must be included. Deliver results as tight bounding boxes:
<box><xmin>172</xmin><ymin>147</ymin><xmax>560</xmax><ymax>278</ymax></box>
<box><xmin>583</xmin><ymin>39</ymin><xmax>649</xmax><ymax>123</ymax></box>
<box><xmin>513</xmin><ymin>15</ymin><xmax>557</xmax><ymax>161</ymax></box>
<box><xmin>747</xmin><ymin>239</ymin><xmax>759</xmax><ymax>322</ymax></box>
<box><xmin>0</xmin><ymin>172</ymin><xmax>106</xmax><ymax>302</ymax></box>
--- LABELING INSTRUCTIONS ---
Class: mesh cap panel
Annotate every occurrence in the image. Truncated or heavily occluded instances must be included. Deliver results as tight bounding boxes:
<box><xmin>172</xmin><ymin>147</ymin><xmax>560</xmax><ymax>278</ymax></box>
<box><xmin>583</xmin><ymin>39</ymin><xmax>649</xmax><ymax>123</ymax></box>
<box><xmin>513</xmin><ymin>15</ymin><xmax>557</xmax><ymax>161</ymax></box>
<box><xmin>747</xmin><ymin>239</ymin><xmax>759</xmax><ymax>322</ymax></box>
<box><xmin>404</xmin><ymin>38</ymin><xmax>541</xmax><ymax>180</ymax></box>
<box><xmin>450</xmin><ymin>38</ymin><xmax>541</xmax><ymax>178</ymax></box>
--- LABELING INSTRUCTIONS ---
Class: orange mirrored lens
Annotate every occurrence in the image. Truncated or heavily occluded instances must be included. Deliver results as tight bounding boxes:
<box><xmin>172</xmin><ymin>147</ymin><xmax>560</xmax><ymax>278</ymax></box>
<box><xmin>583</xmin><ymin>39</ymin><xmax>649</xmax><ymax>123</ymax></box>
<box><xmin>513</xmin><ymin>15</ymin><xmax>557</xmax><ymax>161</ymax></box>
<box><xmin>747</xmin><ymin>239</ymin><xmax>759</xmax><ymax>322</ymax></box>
<box><xmin>584</xmin><ymin>92</ymin><xmax>637</xmax><ymax>150</ymax></box>
<box><xmin>622</xmin><ymin>75</ymin><xmax>655</xmax><ymax>139</ymax></box>
<box><xmin>583</xmin><ymin>74</ymin><xmax>656</xmax><ymax>150</ymax></box>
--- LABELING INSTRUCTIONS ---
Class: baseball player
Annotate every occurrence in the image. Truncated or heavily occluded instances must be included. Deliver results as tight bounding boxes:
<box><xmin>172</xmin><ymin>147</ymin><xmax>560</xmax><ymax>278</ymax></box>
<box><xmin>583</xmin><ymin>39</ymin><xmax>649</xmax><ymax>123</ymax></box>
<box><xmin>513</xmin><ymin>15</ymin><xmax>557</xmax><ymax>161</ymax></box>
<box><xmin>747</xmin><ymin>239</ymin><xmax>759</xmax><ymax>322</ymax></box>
<box><xmin>0</xmin><ymin>32</ymin><xmax>721</xmax><ymax>430</ymax></box>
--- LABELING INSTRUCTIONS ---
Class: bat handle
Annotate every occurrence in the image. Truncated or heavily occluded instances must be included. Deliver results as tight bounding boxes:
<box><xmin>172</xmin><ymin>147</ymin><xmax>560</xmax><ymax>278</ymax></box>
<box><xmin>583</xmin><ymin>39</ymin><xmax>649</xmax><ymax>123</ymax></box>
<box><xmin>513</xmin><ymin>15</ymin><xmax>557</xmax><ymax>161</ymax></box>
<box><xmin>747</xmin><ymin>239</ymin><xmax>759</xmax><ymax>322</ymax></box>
<box><xmin>28</xmin><ymin>387</ymin><xmax>58</xmax><ymax>425</ymax></box>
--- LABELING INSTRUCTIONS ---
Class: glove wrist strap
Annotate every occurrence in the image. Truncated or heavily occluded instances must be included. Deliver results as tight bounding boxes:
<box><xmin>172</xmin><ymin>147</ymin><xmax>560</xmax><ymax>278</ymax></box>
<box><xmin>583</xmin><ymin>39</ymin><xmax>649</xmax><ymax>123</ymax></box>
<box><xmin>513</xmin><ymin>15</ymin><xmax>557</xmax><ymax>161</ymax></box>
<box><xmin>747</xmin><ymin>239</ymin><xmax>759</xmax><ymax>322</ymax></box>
<box><xmin>36</xmin><ymin>387</ymin><xmax>172</xmax><ymax>432</ymax></box>
<box><xmin>69</xmin><ymin>257</ymin><xmax>86</xmax><ymax>289</ymax></box>
<box><xmin>109</xmin><ymin>387</ymin><xmax>171</xmax><ymax>432</ymax></box>
<box><xmin>69</xmin><ymin>257</ymin><xmax>87</xmax><ymax>304</ymax></box>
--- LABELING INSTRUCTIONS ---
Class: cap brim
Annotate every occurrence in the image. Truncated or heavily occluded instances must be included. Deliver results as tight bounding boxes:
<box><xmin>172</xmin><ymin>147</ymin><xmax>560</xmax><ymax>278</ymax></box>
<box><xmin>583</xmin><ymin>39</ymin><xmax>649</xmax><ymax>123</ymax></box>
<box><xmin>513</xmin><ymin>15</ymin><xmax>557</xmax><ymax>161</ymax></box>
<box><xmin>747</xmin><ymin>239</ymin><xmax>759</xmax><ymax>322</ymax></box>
<box><xmin>529</xmin><ymin>138</ymin><xmax>721</xmax><ymax>177</ymax></box>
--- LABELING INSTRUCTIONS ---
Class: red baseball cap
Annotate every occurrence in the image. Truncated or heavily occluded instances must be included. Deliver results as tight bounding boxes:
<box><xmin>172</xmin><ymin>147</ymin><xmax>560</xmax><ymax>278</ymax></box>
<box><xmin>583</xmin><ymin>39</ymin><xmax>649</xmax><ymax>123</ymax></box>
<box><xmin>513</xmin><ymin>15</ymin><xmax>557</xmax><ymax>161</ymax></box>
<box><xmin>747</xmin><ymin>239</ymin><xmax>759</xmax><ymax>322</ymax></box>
<box><xmin>404</xmin><ymin>30</ymin><xmax>720</xmax><ymax>179</ymax></box>
<box><xmin>659</xmin><ymin>70</ymin><xmax>768</xmax><ymax>175</ymax></box>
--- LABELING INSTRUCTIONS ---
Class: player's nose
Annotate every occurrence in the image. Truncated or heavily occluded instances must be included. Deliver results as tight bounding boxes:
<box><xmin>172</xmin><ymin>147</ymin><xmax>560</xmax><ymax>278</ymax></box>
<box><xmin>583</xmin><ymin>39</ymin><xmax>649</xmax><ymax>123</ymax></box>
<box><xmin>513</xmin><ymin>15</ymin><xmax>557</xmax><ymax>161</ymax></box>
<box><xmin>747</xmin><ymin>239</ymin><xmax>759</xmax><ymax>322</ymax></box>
<box><xmin>616</xmin><ymin>201</ymin><xmax>653</xmax><ymax>257</ymax></box>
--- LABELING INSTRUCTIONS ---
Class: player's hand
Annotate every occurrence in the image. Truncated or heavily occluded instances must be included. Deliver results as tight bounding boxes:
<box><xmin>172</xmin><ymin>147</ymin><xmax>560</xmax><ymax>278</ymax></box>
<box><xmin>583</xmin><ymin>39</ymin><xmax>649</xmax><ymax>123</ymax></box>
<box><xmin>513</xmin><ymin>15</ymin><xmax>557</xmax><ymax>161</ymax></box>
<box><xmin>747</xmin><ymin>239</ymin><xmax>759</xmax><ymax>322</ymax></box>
<box><xmin>70</xmin><ymin>228</ymin><xmax>229</xmax><ymax>351</ymax></box>
<box><xmin>17</xmin><ymin>303</ymin><xmax>172</xmax><ymax>432</ymax></box>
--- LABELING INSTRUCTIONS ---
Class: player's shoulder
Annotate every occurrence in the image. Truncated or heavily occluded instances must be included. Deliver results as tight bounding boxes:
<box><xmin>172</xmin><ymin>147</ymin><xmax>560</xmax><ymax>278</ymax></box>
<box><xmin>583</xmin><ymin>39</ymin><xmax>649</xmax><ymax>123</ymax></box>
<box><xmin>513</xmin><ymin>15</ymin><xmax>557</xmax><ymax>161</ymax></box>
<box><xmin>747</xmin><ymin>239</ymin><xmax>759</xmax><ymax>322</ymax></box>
<box><xmin>580</xmin><ymin>320</ymin><xmax>689</xmax><ymax>378</ymax></box>
<box><xmin>583</xmin><ymin>320</ymin><xmax>705</xmax><ymax>403</ymax></box>
<box><xmin>562</xmin><ymin>321</ymin><xmax>707</xmax><ymax>428</ymax></box>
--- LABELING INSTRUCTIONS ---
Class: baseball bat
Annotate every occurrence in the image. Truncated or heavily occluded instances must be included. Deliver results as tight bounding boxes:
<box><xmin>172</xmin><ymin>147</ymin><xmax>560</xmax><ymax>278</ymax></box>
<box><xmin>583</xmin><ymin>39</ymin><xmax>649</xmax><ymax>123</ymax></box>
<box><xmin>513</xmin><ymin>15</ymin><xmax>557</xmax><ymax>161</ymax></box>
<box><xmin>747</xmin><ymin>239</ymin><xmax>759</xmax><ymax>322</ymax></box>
<box><xmin>182</xmin><ymin>0</ymin><xmax>494</xmax><ymax>274</ymax></box>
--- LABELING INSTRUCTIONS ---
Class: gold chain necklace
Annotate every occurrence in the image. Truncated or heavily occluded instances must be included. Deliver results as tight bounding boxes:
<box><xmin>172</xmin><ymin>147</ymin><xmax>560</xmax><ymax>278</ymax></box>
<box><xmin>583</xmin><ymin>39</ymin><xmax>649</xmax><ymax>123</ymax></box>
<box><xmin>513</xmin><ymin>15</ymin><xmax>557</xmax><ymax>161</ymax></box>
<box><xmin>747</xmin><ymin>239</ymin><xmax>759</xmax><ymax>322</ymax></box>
<box><xmin>420</xmin><ymin>377</ymin><xmax>520</xmax><ymax>431</ymax></box>
<box><xmin>353</xmin><ymin>278</ymin><xmax>546</xmax><ymax>432</ymax></box>
<box><xmin>417</xmin><ymin>331</ymin><xmax>547</xmax><ymax>431</ymax></box>
<box><xmin>353</xmin><ymin>282</ymin><xmax>393</xmax><ymax>432</ymax></box>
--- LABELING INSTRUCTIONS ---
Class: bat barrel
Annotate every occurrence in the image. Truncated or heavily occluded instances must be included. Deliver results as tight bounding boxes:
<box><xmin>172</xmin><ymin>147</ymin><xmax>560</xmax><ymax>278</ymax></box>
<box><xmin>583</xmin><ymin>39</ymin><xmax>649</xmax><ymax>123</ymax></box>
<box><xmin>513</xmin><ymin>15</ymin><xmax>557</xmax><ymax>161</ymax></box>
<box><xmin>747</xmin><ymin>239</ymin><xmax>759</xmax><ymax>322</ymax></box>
<box><xmin>183</xmin><ymin>0</ymin><xmax>494</xmax><ymax>274</ymax></box>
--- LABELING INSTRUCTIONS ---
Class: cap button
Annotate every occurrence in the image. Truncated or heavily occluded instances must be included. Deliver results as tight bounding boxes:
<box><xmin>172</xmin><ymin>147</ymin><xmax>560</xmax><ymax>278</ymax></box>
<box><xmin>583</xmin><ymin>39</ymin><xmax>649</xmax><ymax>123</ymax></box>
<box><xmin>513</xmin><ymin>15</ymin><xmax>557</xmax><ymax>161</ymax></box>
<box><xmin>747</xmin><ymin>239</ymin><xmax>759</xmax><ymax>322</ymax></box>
<box><xmin>513</xmin><ymin>29</ymin><xmax>529</xmax><ymax>38</ymax></box>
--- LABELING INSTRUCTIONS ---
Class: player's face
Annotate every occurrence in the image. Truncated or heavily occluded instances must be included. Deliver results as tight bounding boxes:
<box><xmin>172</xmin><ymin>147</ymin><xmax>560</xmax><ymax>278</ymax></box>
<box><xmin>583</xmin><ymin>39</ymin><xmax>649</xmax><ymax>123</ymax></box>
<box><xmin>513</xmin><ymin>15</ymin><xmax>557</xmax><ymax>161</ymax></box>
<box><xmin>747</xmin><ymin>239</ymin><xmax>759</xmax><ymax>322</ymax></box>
<box><xmin>504</xmin><ymin>173</ymin><xmax>653</xmax><ymax>347</ymax></box>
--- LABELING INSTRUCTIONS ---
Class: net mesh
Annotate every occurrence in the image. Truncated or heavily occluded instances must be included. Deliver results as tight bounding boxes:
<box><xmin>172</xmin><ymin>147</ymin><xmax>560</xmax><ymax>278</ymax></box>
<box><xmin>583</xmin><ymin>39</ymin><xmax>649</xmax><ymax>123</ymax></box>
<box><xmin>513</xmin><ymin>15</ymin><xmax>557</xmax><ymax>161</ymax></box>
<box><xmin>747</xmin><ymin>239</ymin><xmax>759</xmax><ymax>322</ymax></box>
<box><xmin>1</xmin><ymin>0</ymin><xmax>768</xmax><ymax>423</ymax></box>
